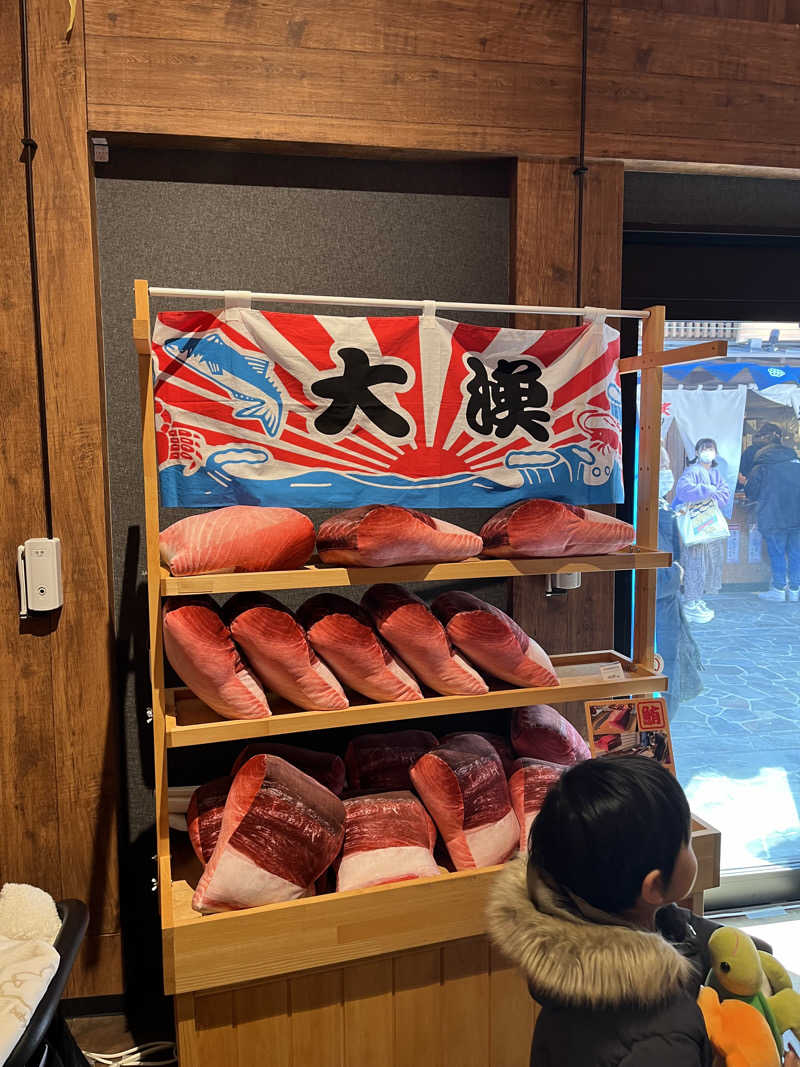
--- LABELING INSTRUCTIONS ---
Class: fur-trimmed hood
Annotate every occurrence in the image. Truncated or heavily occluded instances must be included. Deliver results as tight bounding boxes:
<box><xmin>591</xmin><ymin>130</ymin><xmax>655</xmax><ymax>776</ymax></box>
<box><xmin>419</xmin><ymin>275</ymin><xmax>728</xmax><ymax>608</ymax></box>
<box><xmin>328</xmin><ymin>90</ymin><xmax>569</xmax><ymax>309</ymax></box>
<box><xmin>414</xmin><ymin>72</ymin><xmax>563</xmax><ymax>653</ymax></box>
<box><xmin>487</xmin><ymin>856</ymin><xmax>695</xmax><ymax>1011</ymax></box>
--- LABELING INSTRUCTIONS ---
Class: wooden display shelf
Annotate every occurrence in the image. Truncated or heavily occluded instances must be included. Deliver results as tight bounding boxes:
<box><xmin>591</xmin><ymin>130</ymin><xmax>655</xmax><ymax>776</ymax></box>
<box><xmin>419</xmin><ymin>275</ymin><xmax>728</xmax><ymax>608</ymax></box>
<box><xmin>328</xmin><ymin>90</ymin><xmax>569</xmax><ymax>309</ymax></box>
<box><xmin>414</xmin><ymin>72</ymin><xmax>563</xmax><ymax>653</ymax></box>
<box><xmin>163</xmin><ymin>814</ymin><xmax>719</xmax><ymax>995</ymax></box>
<box><xmin>163</xmin><ymin>650</ymin><xmax>667</xmax><ymax>748</ymax></box>
<box><xmin>159</xmin><ymin>547</ymin><xmax>670</xmax><ymax>596</ymax></box>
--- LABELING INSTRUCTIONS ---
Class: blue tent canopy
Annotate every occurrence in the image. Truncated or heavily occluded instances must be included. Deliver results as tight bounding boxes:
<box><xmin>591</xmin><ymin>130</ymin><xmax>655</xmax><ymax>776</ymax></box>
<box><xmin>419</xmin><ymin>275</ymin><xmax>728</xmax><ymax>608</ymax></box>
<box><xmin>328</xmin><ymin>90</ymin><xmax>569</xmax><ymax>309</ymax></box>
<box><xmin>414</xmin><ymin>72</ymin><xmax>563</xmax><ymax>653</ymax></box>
<box><xmin>665</xmin><ymin>360</ymin><xmax>800</xmax><ymax>390</ymax></box>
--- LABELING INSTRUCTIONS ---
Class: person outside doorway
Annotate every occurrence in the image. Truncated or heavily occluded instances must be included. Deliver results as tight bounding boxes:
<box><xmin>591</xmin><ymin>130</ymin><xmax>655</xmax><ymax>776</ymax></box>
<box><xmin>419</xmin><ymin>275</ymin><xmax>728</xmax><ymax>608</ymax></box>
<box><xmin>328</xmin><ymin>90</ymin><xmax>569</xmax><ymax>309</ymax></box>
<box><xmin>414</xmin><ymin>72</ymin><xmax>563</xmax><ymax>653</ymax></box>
<box><xmin>744</xmin><ymin>425</ymin><xmax>800</xmax><ymax>602</ymax></box>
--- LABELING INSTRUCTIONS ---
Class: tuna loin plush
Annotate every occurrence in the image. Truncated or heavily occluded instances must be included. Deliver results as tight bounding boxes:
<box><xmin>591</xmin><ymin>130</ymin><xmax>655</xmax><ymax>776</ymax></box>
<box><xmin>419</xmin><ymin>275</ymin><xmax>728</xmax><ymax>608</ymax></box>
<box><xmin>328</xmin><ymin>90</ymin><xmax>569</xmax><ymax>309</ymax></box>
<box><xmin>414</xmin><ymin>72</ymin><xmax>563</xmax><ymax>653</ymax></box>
<box><xmin>511</xmin><ymin>704</ymin><xmax>590</xmax><ymax>765</ymax></box>
<box><xmin>337</xmin><ymin>792</ymin><xmax>440</xmax><ymax>892</ymax></box>
<box><xmin>192</xmin><ymin>755</ymin><xmax>345</xmax><ymax>913</ymax></box>
<box><xmin>480</xmin><ymin>499</ymin><xmax>634</xmax><ymax>559</ymax></box>
<box><xmin>432</xmin><ymin>591</ymin><xmax>559</xmax><ymax>689</ymax></box>
<box><xmin>443</xmin><ymin>731</ymin><xmax>516</xmax><ymax>777</ymax></box>
<box><xmin>345</xmin><ymin>730</ymin><xmax>438</xmax><ymax>792</ymax></box>
<box><xmin>163</xmin><ymin>596</ymin><xmax>270</xmax><ymax>720</ymax></box>
<box><xmin>410</xmin><ymin>734</ymin><xmax>519</xmax><ymax>870</ymax></box>
<box><xmin>361</xmin><ymin>584</ymin><xmax>487</xmax><ymax>696</ymax></box>
<box><xmin>317</xmin><ymin>506</ymin><xmax>482</xmax><ymax>567</ymax></box>
<box><xmin>298</xmin><ymin>594</ymin><xmax>422</xmax><ymax>704</ymax></box>
<box><xmin>508</xmin><ymin>759</ymin><xmax>565</xmax><ymax>850</ymax></box>
<box><xmin>160</xmin><ymin>505</ymin><xmax>315</xmax><ymax>575</ymax></box>
<box><xmin>231</xmin><ymin>742</ymin><xmax>346</xmax><ymax>796</ymax></box>
<box><xmin>187</xmin><ymin>777</ymin><xmax>232</xmax><ymax>865</ymax></box>
<box><xmin>226</xmin><ymin>593</ymin><xmax>348</xmax><ymax>710</ymax></box>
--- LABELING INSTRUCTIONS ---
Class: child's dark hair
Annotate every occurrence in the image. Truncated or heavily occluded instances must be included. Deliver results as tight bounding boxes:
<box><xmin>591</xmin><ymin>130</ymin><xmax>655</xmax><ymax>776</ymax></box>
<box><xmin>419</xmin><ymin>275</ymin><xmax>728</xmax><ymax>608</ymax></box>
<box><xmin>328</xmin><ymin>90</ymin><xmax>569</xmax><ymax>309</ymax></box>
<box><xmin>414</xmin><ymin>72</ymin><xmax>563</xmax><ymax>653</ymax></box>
<box><xmin>529</xmin><ymin>757</ymin><xmax>691</xmax><ymax>914</ymax></box>
<box><xmin>691</xmin><ymin>437</ymin><xmax>719</xmax><ymax>466</ymax></box>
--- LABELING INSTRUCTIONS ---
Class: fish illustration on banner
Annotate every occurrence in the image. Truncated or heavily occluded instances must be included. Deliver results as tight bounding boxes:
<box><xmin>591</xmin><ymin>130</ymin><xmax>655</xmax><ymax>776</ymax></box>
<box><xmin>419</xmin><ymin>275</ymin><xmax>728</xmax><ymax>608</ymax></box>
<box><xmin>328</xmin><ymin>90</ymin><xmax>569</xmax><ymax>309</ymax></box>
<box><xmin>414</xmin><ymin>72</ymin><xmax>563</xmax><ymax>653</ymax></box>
<box><xmin>152</xmin><ymin>309</ymin><xmax>623</xmax><ymax>508</ymax></box>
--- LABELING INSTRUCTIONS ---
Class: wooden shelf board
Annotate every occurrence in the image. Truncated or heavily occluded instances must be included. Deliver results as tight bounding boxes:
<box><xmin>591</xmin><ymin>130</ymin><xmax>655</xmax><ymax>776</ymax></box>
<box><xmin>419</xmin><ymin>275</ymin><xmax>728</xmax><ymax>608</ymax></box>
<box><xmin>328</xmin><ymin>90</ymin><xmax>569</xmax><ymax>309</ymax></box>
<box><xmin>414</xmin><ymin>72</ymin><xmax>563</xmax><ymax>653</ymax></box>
<box><xmin>160</xmin><ymin>547</ymin><xmax>671</xmax><ymax>596</ymax></box>
<box><xmin>162</xmin><ymin>815</ymin><xmax>717</xmax><ymax>994</ymax></box>
<box><xmin>164</xmin><ymin>650</ymin><xmax>667</xmax><ymax>748</ymax></box>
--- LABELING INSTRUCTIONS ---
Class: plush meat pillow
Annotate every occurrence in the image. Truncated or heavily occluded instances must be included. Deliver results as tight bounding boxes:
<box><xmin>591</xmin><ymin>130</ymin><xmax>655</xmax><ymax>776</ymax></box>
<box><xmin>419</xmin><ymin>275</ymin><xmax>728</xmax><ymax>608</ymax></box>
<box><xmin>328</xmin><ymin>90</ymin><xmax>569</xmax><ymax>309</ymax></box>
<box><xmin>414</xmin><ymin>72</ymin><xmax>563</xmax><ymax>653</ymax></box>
<box><xmin>410</xmin><ymin>734</ymin><xmax>519</xmax><ymax>870</ymax></box>
<box><xmin>226</xmin><ymin>593</ymin><xmax>348</xmax><ymax>711</ymax></box>
<box><xmin>160</xmin><ymin>505</ymin><xmax>315</xmax><ymax>575</ymax></box>
<box><xmin>345</xmin><ymin>730</ymin><xmax>438</xmax><ymax>793</ymax></box>
<box><xmin>361</xmin><ymin>584</ymin><xmax>487</xmax><ymax>696</ymax></box>
<box><xmin>317</xmin><ymin>506</ymin><xmax>482</xmax><ymax>567</ymax></box>
<box><xmin>231</xmin><ymin>743</ymin><xmax>346</xmax><ymax>796</ymax></box>
<box><xmin>163</xmin><ymin>596</ymin><xmax>270</xmax><ymax>720</ymax></box>
<box><xmin>508</xmin><ymin>759</ymin><xmax>565</xmax><ymax>850</ymax></box>
<box><xmin>480</xmin><ymin>499</ymin><xmax>634</xmax><ymax>558</ymax></box>
<box><xmin>443</xmin><ymin>731</ymin><xmax>516</xmax><ymax>777</ymax></box>
<box><xmin>298</xmin><ymin>594</ymin><xmax>422</xmax><ymax>704</ymax></box>
<box><xmin>187</xmin><ymin>777</ymin><xmax>232</xmax><ymax>865</ymax></box>
<box><xmin>192</xmin><ymin>755</ymin><xmax>345</xmax><ymax>914</ymax></box>
<box><xmin>511</xmin><ymin>705</ymin><xmax>590</xmax><ymax>765</ymax></box>
<box><xmin>337</xmin><ymin>792</ymin><xmax>440</xmax><ymax>892</ymax></box>
<box><xmin>432</xmin><ymin>591</ymin><xmax>559</xmax><ymax>689</ymax></box>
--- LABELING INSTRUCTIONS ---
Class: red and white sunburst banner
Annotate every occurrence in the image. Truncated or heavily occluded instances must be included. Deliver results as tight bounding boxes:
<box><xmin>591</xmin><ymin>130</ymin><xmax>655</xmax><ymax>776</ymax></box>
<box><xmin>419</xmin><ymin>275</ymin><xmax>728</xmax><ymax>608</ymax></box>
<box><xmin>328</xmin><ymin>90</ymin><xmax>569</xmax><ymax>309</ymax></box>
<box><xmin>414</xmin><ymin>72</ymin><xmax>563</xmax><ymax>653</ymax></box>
<box><xmin>151</xmin><ymin>308</ymin><xmax>622</xmax><ymax>509</ymax></box>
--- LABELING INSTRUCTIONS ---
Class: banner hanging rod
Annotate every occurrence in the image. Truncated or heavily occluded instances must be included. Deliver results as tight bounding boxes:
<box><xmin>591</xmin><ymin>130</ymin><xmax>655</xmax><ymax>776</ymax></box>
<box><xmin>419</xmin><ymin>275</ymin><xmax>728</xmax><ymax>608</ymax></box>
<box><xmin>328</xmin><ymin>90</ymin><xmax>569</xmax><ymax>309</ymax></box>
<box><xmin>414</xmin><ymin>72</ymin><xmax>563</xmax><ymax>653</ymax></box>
<box><xmin>147</xmin><ymin>286</ymin><xmax>650</xmax><ymax>320</ymax></box>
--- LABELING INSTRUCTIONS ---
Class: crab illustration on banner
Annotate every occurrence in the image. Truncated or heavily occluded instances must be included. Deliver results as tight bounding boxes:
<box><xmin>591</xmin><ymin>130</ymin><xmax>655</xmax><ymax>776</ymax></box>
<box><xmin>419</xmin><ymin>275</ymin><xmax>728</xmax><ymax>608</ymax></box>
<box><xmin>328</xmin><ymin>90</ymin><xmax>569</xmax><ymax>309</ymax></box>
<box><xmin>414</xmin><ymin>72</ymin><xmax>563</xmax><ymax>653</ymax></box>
<box><xmin>152</xmin><ymin>308</ymin><xmax>623</xmax><ymax>508</ymax></box>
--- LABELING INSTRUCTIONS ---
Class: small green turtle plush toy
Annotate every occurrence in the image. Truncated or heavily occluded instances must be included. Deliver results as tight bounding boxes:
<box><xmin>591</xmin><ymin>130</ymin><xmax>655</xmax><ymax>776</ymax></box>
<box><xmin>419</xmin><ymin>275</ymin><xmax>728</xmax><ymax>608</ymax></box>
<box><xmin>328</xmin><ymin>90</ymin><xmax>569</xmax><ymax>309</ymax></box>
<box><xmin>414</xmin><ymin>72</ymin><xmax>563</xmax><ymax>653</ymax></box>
<box><xmin>706</xmin><ymin>926</ymin><xmax>800</xmax><ymax>1055</ymax></box>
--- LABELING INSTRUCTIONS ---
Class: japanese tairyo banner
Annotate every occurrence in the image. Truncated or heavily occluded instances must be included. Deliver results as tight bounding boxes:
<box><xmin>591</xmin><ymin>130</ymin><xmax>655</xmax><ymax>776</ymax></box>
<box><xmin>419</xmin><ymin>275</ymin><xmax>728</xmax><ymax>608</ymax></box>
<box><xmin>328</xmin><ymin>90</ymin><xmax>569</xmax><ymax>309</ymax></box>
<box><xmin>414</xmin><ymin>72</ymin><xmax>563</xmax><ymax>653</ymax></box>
<box><xmin>151</xmin><ymin>309</ymin><xmax>623</xmax><ymax>509</ymax></box>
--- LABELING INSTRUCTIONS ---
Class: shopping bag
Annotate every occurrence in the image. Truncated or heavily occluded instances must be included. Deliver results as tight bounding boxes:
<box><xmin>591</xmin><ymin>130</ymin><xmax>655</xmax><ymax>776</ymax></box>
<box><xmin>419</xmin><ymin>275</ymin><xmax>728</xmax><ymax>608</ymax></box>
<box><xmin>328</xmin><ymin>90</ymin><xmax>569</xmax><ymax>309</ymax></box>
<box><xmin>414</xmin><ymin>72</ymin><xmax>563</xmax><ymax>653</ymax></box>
<box><xmin>675</xmin><ymin>499</ymin><xmax>730</xmax><ymax>547</ymax></box>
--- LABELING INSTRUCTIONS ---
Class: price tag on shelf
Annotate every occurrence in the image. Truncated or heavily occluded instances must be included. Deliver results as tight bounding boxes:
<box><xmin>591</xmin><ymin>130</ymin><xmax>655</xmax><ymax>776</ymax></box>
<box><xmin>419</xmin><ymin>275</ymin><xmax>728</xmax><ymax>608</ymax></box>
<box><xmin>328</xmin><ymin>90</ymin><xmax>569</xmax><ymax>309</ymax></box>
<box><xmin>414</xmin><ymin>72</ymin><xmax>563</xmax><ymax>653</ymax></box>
<box><xmin>599</xmin><ymin>662</ymin><xmax>625</xmax><ymax>681</ymax></box>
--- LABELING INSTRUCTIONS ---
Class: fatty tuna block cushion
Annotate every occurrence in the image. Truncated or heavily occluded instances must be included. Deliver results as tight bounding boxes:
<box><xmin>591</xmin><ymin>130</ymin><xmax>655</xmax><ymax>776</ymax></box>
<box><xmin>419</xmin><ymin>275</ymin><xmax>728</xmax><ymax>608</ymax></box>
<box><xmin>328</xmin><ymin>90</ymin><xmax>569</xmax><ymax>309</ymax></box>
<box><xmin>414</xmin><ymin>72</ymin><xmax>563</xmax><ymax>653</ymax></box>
<box><xmin>298</xmin><ymin>594</ymin><xmax>423</xmax><ymax>704</ymax></box>
<box><xmin>163</xmin><ymin>596</ymin><xmax>270</xmax><ymax>720</ymax></box>
<box><xmin>226</xmin><ymin>593</ymin><xmax>348</xmax><ymax>711</ymax></box>
<box><xmin>410</xmin><ymin>734</ymin><xmax>519</xmax><ymax>870</ymax></box>
<box><xmin>337</xmin><ymin>791</ymin><xmax>440</xmax><ymax>892</ymax></box>
<box><xmin>511</xmin><ymin>705</ymin><xmax>590</xmax><ymax>765</ymax></box>
<box><xmin>361</xmin><ymin>584</ymin><xmax>488</xmax><ymax>696</ymax></box>
<box><xmin>345</xmin><ymin>730</ymin><xmax>438</xmax><ymax>792</ymax></box>
<box><xmin>187</xmin><ymin>777</ymin><xmax>232</xmax><ymax>865</ymax></box>
<box><xmin>317</xmin><ymin>505</ymin><xmax>482</xmax><ymax>567</ymax></box>
<box><xmin>480</xmin><ymin>499</ymin><xmax>634</xmax><ymax>559</ymax></box>
<box><xmin>192</xmin><ymin>755</ymin><xmax>345</xmax><ymax>914</ymax></box>
<box><xmin>231</xmin><ymin>743</ymin><xmax>346</xmax><ymax>796</ymax></box>
<box><xmin>160</xmin><ymin>505</ymin><xmax>315</xmax><ymax>576</ymax></box>
<box><xmin>508</xmin><ymin>758</ymin><xmax>565</xmax><ymax>850</ymax></box>
<box><xmin>432</xmin><ymin>591</ymin><xmax>559</xmax><ymax>689</ymax></box>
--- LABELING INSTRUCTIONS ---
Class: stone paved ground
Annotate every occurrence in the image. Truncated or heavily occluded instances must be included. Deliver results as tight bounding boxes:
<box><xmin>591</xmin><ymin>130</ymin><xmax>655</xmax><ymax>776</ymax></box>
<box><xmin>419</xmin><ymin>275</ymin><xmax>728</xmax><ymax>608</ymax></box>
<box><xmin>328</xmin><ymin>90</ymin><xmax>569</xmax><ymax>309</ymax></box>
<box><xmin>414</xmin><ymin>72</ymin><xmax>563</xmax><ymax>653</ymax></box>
<box><xmin>670</xmin><ymin>591</ymin><xmax>800</xmax><ymax>871</ymax></box>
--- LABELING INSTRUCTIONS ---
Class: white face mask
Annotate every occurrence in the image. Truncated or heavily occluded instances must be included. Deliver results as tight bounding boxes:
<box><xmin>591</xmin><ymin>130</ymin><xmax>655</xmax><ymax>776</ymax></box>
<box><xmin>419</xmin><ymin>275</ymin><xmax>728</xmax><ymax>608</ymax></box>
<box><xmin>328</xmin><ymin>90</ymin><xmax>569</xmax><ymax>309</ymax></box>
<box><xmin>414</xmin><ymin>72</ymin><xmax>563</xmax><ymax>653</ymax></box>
<box><xmin>659</xmin><ymin>470</ymin><xmax>674</xmax><ymax>497</ymax></box>
<box><xmin>698</xmin><ymin>449</ymin><xmax>716</xmax><ymax>463</ymax></box>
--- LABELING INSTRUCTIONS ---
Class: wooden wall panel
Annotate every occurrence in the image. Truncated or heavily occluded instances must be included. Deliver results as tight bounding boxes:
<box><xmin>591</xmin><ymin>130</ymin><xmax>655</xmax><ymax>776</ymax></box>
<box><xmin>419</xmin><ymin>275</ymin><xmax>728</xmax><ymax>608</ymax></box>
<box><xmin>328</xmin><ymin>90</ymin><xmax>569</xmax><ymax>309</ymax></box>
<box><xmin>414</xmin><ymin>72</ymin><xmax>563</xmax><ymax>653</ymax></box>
<box><xmin>15</xmin><ymin>0</ymin><xmax>121</xmax><ymax>994</ymax></box>
<box><xmin>0</xmin><ymin>0</ymin><xmax>61</xmax><ymax>902</ymax></box>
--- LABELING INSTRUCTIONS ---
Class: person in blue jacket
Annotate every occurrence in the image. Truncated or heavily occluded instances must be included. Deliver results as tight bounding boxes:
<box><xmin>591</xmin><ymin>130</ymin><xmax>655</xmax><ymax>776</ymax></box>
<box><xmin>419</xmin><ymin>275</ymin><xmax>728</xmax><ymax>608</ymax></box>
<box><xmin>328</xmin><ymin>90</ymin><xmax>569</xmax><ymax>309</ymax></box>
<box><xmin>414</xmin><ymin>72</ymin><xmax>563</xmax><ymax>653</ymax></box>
<box><xmin>672</xmin><ymin>438</ymin><xmax>731</xmax><ymax>624</ymax></box>
<box><xmin>744</xmin><ymin>424</ymin><xmax>800</xmax><ymax>602</ymax></box>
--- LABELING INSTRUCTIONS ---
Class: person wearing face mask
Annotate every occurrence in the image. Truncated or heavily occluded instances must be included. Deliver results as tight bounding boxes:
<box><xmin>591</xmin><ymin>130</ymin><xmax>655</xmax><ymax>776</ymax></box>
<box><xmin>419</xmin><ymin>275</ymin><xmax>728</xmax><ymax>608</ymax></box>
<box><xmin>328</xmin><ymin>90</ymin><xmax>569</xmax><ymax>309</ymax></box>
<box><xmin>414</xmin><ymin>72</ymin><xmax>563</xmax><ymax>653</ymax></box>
<box><xmin>657</xmin><ymin>447</ymin><xmax>703</xmax><ymax>718</ymax></box>
<box><xmin>672</xmin><ymin>438</ymin><xmax>731</xmax><ymax>624</ymax></box>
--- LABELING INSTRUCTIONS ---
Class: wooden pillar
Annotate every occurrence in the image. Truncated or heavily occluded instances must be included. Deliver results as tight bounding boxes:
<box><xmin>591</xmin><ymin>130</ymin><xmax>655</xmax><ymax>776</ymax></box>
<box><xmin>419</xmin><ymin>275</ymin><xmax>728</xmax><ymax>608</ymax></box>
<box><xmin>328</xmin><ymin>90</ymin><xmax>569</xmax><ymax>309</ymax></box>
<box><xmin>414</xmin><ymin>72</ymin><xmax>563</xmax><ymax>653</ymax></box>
<box><xmin>511</xmin><ymin>159</ymin><xmax>624</xmax><ymax>693</ymax></box>
<box><xmin>1</xmin><ymin>0</ymin><xmax>122</xmax><ymax>995</ymax></box>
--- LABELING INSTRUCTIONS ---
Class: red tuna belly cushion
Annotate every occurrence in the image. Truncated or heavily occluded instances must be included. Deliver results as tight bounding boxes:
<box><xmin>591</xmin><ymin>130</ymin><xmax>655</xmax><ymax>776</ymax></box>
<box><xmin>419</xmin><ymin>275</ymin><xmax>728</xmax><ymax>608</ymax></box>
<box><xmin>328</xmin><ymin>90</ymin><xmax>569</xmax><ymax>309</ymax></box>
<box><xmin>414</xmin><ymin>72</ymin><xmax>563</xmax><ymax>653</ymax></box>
<box><xmin>345</xmin><ymin>730</ymin><xmax>438</xmax><ymax>793</ymax></box>
<box><xmin>432</xmin><ymin>591</ymin><xmax>558</xmax><ymax>688</ymax></box>
<box><xmin>337</xmin><ymin>791</ymin><xmax>440</xmax><ymax>892</ymax></box>
<box><xmin>231</xmin><ymin>743</ymin><xmax>346</xmax><ymax>796</ymax></box>
<box><xmin>298</xmin><ymin>594</ymin><xmax>422</xmax><ymax>704</ymax></box>
<box><xmin>187</xmin><ymin>777</ymin><xmax>232</xmax><ymax>865</ymax></box>
<box><xmin>480</xmin><ymin>499</ymin><xmax>634</xmax><ymax>558</ymax></box>
<box><xmin>163</xmin><ymin>596</ymin><xmax>270</xmax><ymax>720</ymax></box>
<box><xmin>361</xmin><ymin>584</ymin><xmax>487</xmax><ymax>696</ymax></box>
<box><xmin>410</xmin><ymin>734</ymin><xmax>519</xmax><ymax>870</ymax></box>
<box><xmin>160</xmin><ymin>505</ymin><xmax>315</xmax><ymax>575</ymax></box>
<box><xmin>508</xmin><ymin>759</ymin><xmax>565</xmax><ymax>850</ymax></box>
<box><xmin>317</xmin><ymin>505</ymin><xmax>482</xmax><ymax>567</ymax></box>
<box><xmin>226</xmin><ymin>593</ymin><xmax>348</xmax><ymax>711</ymax></box>
<box><xmin>443</xmin><ymin>731</ymin><xmax>516</xmax><ymax>778</ymax></box>
<box><xmin>511</xmin><ymin>705</ymin><xmax>590</xmax><ymax>765</ymax></box>
<box><xmin>192</xmin><ymin>754</ymin><xmax>345</xmax><ymax>914</ymax></box>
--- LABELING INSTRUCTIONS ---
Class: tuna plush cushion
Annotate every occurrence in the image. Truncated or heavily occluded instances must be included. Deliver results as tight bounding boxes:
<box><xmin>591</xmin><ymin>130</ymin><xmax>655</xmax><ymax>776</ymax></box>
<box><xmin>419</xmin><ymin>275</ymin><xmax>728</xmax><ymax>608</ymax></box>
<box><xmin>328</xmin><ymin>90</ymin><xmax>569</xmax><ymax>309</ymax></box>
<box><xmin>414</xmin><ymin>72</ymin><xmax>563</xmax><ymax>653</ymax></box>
<box><xmin>480</xmin><ymin>499</ymin><xmax>634</xmax><ymax>559</ymax></box>
<box><xmin>337</xmin><ymin>792</ymin><xmax>440</xmax><ymax>892</ymax></box>
<box><xmin>511</xmin><ymin>705</ymin><xmax>590</xmax><ymax>765</ymax></box>
<box><xmin>317</xmin><ymin>506</ymin><xmax>482</xmax><ymax>567</ymax></box>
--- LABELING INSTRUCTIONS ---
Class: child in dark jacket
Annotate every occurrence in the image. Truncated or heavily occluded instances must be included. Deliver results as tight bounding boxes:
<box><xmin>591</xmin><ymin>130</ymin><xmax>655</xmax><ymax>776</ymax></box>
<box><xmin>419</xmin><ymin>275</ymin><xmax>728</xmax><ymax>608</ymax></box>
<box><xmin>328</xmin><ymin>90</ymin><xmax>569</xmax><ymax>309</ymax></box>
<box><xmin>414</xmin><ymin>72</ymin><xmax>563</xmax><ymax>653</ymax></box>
<box><xmin>488</xmin><ymin>757</ymin><xmax>797</xmax><ymax>1067</ymax></box>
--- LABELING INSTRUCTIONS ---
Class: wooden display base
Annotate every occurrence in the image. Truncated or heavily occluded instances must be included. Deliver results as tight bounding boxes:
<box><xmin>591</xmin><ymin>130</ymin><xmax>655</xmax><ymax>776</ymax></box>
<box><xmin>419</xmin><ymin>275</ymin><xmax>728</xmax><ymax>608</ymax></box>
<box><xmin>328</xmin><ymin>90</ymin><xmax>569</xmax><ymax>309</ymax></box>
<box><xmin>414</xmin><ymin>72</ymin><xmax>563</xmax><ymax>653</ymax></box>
<box><xmin>170</xmin><ymin>816</ymin><xmax>720</xmax><ymax>1065</ymax></box>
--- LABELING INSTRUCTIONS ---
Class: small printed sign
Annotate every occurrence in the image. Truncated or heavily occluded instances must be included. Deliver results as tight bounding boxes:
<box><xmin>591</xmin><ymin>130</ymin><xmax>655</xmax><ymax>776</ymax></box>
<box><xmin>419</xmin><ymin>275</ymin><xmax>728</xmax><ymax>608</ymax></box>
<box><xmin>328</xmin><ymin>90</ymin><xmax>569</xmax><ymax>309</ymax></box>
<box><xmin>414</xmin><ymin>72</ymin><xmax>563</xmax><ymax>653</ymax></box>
<box><xmin>748</xmin><ymin>527</ymin><xmax>764</xmax><ymax>564</ymax></box>
<box><xmin>726</xmin><ymin>526</ymin><xmax>741</xmax><ymax>563</ymax></box>
<box><xmin>584</xmin><ymin>697</ymin><xmax>675</xmax><ymax>774</ymax></box>
<box><xmin>599</xmin><ymin>662</ymin><xmax>626</xmax><ymax>681</ymax></box>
